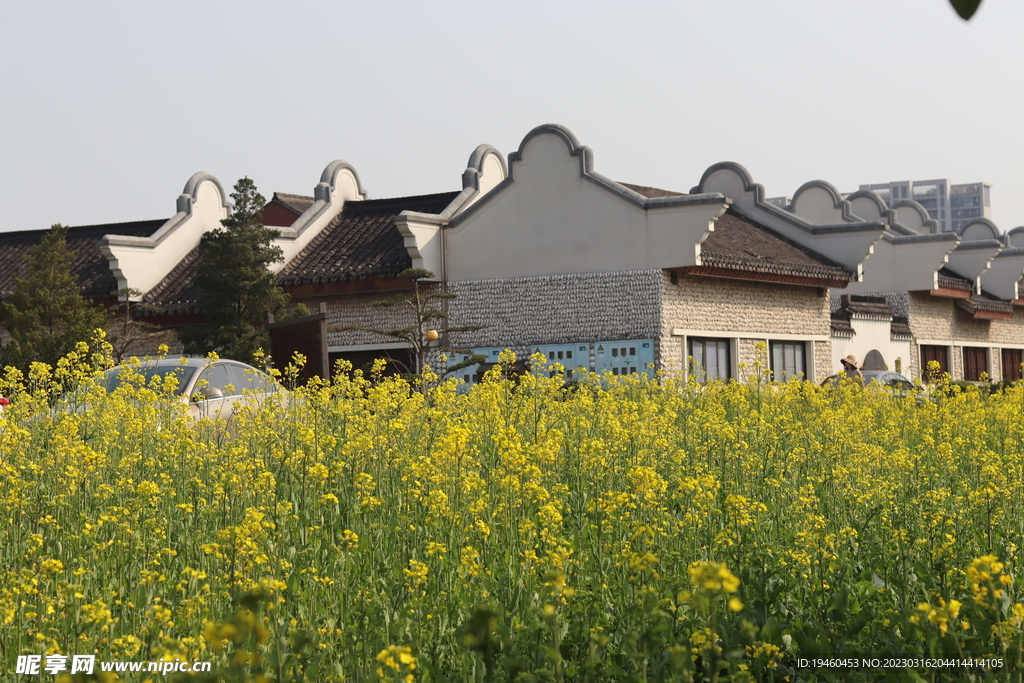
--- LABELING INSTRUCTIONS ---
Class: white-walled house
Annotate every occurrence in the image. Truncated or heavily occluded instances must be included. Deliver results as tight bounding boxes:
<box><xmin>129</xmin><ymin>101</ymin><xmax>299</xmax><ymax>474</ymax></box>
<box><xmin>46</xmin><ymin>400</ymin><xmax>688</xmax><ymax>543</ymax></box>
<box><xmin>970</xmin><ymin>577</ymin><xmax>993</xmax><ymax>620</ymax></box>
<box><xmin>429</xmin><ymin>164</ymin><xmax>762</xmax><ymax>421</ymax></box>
<box><xmin>312</xmin><ymin>124</ymin><xmax>884</xmax><ymax>383</ymax></box>
<box><xmin>778</xmin><ymin>182</ymin><xmax>1024</xmax><ymax>382</ymax></box>
<box><xmin>4</xmin><ymin>122</ymin><xmax>1024</xmax><ymax>385</ymax></box>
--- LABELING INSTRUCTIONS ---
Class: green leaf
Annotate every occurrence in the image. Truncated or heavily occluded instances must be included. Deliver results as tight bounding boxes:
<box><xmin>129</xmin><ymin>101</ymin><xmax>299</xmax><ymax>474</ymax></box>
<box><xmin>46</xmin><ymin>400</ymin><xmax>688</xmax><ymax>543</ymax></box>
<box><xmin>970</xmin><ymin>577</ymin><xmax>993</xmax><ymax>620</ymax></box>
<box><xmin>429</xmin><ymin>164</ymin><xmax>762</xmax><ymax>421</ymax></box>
<box><xmin>761</xmin><ymin>616</ymin><xmax>782</xmax><ymax>644</ymax></box>
<box><xmin>949</xmin><ymin>0</ymin><xmax>982</xmax><ymax>19</ymax></box>
<box><xmin>396</xmin><ymin>267</ymin><xmax>435</xmax><ymax>280</ymax></box>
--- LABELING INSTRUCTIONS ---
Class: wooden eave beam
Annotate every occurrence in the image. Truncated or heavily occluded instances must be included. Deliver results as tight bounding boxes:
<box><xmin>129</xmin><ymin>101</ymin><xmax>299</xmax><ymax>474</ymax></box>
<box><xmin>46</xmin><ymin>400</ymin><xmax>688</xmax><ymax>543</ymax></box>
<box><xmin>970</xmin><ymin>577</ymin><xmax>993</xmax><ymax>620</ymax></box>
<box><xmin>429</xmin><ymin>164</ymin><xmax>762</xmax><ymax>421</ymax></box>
<box><xmin>972</xmin><ymin>308</ymin><xmax>1013</xmax><ymax>320</ymax></box>
<box><xmin>928</xmin><ymin>287</ymin><xmax>972</xmax><ymax>299</ymax></box>
<box><xmin>681</xmin><ymin>266</ymin><xmax>849</xmax><ymax>289</ymax></box>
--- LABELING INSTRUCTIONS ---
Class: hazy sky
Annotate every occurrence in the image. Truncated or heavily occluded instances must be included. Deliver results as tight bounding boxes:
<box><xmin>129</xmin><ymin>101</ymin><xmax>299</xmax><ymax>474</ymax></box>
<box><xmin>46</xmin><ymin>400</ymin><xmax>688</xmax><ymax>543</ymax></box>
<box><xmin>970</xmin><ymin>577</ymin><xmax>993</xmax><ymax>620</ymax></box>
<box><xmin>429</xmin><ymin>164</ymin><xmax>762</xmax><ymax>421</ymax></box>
<box><xmin>2</xmin><ymin>0</ymin><xmax>1022</xmax><ymax>232</ymax></box>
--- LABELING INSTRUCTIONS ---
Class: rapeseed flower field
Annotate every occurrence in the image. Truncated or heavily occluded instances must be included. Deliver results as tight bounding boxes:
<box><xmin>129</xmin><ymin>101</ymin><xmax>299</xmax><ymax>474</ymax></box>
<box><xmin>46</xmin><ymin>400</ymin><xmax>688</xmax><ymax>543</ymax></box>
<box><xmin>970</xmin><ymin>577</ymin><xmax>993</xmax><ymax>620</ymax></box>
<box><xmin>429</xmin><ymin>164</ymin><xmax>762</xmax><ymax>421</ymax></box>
<box><xmin>2</xmin><ymin>339</ymin><xmax>1023</xmax><ymax>682</ymax></box>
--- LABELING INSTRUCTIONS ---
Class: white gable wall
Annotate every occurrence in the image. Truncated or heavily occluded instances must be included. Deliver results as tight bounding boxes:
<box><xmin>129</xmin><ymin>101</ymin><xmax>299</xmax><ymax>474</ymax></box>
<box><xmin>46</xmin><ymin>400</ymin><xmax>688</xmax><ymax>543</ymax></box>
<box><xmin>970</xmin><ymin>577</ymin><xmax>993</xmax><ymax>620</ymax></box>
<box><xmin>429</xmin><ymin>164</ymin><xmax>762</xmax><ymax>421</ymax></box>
<box><xmin>831</xmin><ymin>318</ymin><xmax>912</xmax><ymax>375</ymax></box>
<box><xmin>445</xmin><ymin>129</ymin><xmax>727</xmax><ymax>281</ymax></box>
<box><xmin>844</xmin><ymin>238</ymin><xmax>954</xmax><ymax>294</ymax></box>
<box><xmin>789</xmin><ymin>182</ymin><xmax>850</xmax><ymax>225</ymax></box>
<box><xmin>397</xmin><ymin>145</ymin><xmax>509</xmax><ymax>278</ymax></box>
<box><xmin>695</xmin><ymin>164</ymin><xmax>884</xmax><ymax>277</ymax></box>
<box><xmin>100</xmin><ymin>173</ymin><xmax>230</xmax><ymax>298</ymax></box>
<box><xmin>270</xmin><ymin>160</ymin><xmax>367</xmax><ymax>273</ymax></box>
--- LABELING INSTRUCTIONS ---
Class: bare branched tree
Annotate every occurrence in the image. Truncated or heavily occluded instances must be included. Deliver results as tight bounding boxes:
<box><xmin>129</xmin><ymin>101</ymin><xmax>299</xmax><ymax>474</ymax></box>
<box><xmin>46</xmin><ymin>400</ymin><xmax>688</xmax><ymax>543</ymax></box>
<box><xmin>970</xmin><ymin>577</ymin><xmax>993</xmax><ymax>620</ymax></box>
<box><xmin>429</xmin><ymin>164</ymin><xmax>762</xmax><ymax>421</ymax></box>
<box><xmin>332</xmin><ymin>268</ymin><xmax>485</xmax><ymax>378</ymax></box>
<box><xmin>106</xmin><ymin>288</ymin><xmax>177</xmax><ymax>362</ymax></box>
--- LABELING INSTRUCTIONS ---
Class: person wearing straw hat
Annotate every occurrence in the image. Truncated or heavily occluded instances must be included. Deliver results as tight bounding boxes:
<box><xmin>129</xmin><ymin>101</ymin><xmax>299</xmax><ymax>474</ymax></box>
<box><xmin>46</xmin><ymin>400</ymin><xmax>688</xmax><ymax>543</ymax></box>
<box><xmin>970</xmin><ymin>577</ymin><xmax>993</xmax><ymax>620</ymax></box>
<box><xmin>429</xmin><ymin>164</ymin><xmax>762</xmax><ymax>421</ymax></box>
<box><xmin>840</xmin><ymin>355</ymin><xmax>864</xmax><ymax>384</ymax></box>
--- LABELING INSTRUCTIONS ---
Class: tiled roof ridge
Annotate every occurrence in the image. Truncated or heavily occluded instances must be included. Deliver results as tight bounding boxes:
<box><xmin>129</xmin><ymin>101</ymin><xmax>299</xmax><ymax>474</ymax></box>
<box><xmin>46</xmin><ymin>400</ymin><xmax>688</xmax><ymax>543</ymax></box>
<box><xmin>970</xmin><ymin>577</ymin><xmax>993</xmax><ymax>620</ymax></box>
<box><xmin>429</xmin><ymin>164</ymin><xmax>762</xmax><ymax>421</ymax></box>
<box><xmin>144</xmin><ymin>245</ymin><xmax>201</xmax><ymax>303</ymax></box>
<box><xmin>839</xmin><ymin>294</ymin><xmax>893</xmax><ymax>318</ymax></box>
<box><xmin>270</xmin><ymin>193</ymin><xmax>315</xmax><ymax>214</ymax></box>
<box><xmin>969</xmin><ymin>292</ymin><xmax>1014</xmax><ymax>313</ymax></box>
<box><xmin>699</xmin><ymin>209</ymin><xmax>854</xmax><ymax>281</ymax></box>
<box><xmin>0</xmin><ymin>218</ymin><xmax>168</xmax><ymax>240</ymax></box>
<box><xmin>936</xmin><ymin>267</ymin><xmax>974</xmax><ymax>291</ymax></box>
<box><xmin>0</xmin><ymin>219</ymin><xmax>170</xmax><ymax>300</ymax></box>
<box><xmin>617</xmin><ymin>182</ymin><xmax>686</xmax><ymax>198</ymax></box>
<box><xmin>726</xmin><ymin>209</ymin><xmax>850</xmax><ymax>272</ymax></box>
<box><xmin>830</xmin><ymin>309</ymin><xmax>855</xmax><ymax>336</ymax></box>
<box><xmin>341</xmin><ymin>190</ymin><xmax>461</xmax><ymax>213</ymax></box>
<box><xmin>698</xmin><ymin>251</ymin><xmax>852</xmax><ymax>281</ymax></box>
<box><xmin>890</xmin><ymin>316</ymin><xmax>913</xmax><ymax>338</ymax></box>
<box><xmin>277</xmin><ymin>191</ymin><xmax>461</xmax><ymax>286</ymax></box>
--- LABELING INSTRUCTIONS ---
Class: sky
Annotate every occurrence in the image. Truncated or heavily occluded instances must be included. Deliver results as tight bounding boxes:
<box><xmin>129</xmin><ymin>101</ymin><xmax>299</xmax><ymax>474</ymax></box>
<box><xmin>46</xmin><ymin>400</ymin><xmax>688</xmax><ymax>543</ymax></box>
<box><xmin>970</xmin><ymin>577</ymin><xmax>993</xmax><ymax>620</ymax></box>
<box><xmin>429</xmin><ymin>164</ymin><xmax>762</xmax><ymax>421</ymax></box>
<box><xmin>2</xmin><ymin>0</ymin><xmax>1022</xmax><ymax>232</ymax></box>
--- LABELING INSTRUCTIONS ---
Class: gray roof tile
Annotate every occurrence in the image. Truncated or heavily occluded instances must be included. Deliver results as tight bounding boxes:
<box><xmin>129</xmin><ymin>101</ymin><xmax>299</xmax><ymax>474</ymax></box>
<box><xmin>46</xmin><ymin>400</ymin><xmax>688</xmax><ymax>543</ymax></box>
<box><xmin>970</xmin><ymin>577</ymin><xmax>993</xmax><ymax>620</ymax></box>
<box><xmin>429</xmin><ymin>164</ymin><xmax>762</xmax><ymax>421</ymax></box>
<box><xmin>0</xmin><ymin>220</ymin><xmax>167</xmax><ymax>300</ymax></box>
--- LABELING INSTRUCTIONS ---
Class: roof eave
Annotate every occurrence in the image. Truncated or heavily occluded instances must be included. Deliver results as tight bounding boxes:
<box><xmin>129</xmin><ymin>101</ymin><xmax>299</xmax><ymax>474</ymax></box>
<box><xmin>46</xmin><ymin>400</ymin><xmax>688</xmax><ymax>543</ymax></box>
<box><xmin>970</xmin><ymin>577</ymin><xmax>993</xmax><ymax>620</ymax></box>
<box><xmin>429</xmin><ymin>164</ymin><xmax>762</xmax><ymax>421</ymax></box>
<box><xmin>682</xmin><ymin>265</ymin><xmax>850</xmax><ymax>289</ymax></box>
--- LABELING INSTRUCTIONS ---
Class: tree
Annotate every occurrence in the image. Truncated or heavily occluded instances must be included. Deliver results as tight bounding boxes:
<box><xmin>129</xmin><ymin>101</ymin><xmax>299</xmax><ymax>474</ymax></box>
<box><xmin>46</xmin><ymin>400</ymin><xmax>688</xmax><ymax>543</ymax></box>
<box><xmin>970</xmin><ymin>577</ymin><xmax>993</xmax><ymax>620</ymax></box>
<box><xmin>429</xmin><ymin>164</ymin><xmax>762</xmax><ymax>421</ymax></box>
<box><xmin>105</xmin><ymin>288</ymin><xmax>176</xmax><ymax>363</ymax></box>
<box><xmin>334</xmin><ymin>268</ymin><xmax>484</xmax><ymax>377</ymax></box>
<box><xmin>179</xmin><ymin>177</ymin><xmax>289</xmax><ymax>362</ymax></box>
<box><xmin>1</xmin><ymin>225</ymin><xmax>107</xmax><ymax>371</ymax></box>
<box><xmin>950</xmin><ymin>0</ymin><xmax>982</xmax><ymax>19</ymax></box>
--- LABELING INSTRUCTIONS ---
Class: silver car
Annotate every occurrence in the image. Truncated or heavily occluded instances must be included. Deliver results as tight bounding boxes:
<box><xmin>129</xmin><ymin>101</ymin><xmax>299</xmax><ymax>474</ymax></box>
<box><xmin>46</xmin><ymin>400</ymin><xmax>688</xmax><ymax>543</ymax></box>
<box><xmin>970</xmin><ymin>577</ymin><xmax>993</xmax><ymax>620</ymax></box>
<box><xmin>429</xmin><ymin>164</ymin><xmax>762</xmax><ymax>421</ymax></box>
<box><xmin>98</xmin><ymin>357</ymin><xmax>282</xmax><ymax>420</ymax></box>
<box><xmin>821</xmin><ymin>369</ymin><xmax>920</xmax><ymax>397</ymax></box>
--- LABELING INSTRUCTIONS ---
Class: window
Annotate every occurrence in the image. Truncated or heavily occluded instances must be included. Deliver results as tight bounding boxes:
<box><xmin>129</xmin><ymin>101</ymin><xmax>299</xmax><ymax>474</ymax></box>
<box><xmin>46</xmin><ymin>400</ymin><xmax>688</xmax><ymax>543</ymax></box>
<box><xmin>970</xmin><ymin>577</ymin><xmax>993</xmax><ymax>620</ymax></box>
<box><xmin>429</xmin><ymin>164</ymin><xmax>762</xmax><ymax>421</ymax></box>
<box><xmin>920</xmin><ymin>345</ymin><xmax>949</xmax><ymax>381</ymax></box>
<box><xmin>687</xmin><ymin>338</ymin><xmax>730</xmax><ymax>383</ymax></box>
<box><xmin>963</xmin><ymin>347</ymin><xmax>988</xmax><ymax>381</ymax></box>
<box><xmin>228</xmin><ymin>363</ymin><xmax>278</xmax><ymax>394</ymax></box>
<box><xmin>1002</xmin><ymin>349</ymin><xmax>1022</xmax><ymax>382</ymax></box>
<box><xmin>770</xmin><ymin>341</ymin><xmax>805</xmax><ymax>381</ymax></box>
<box><xmin>193</xmin><ymin>363</ymin><xmax>236</xmax><ymax>400</ymax></box>
<box><xmin>101</xmin><ymin>365</ymin><xmax>197</xmax><ymax>396</ymax></box>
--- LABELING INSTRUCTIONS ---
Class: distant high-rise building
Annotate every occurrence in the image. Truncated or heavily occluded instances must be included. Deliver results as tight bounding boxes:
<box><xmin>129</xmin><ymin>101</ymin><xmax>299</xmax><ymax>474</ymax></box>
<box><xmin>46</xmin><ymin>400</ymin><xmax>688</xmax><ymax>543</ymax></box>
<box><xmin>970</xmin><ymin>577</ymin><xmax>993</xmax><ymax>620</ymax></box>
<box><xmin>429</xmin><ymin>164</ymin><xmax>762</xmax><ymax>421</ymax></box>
<box><xmin>855</xmin><ymin>179</ymin><xmax>991</xmax><ymax>233</ymax></box>
<box><xmin>767</xmin><ymin>179</ymin><xmax>993</xmax><ymax>233</ymax></box>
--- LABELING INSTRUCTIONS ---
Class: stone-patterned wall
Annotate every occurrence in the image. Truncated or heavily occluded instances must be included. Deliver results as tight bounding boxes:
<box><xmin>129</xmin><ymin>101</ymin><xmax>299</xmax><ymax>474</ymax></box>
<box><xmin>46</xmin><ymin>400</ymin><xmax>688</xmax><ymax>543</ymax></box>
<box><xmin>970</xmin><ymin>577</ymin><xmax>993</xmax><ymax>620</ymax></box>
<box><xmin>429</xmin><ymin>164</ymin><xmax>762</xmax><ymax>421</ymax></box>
<box><xmin>987</xmin><ymin>316</ymin><xmax>1024</xmax><ymax>345</ymax></box>
<box><xmin>737</xmin><ymin>338</ymin><xmax>768</xmax><ymax>383</ymax></box>
<box><xmin>661</xmin><ymin>272</ymin><xmax>832</xmax><ymax>381</ymax></box>
<box><xmin>814</xmin><ymin>341</ymin><xmax>831</xmax><ymax>383</ymax></box>
<box><xmin>304</xmin><ymin>271</ymin><xmax>663</xmax><ymax>366</ymax></box>
<box><xmin>301</xmin><ymin>288</ymin><xmax>438</xmax><ymax>348</ymax></box>
<box><xmin>951</xmin><ymin>346</ymin><xmax>963</xmax><ymax>380</ymax></box>
<box><xmin>908</xmin><ymin>293</ymin><xmax>992</xmax><ymax>346</ymax></box>
<box><xmin>446</xmin><ymin>270</ymin><xmax>664</xmax><ymax>359</ymax></box>
<box><xmin>907</xmin><ymin>292</ymin><xmax>1024</xmax><ymax>380</ymax></box>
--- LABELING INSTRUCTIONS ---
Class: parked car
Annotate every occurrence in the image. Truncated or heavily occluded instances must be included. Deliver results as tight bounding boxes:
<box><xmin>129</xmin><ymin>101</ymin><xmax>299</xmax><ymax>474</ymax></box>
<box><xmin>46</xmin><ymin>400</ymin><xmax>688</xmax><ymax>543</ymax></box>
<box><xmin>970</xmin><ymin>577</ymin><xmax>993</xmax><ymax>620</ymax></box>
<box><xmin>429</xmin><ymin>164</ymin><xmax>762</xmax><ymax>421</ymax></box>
<box><xmin>96</xmin><ymin>357</ymin><xmax>283</xmax><ymax>420</ymax></box>
<box><xmin>861</xmin><ymin>370</ymin><xmax>918</xmax><ymax>394</ymax></box>
<box><xmin>821</xmin><ymin>370</ymin><xmax>921</xmax><ymax>398</ymax></box>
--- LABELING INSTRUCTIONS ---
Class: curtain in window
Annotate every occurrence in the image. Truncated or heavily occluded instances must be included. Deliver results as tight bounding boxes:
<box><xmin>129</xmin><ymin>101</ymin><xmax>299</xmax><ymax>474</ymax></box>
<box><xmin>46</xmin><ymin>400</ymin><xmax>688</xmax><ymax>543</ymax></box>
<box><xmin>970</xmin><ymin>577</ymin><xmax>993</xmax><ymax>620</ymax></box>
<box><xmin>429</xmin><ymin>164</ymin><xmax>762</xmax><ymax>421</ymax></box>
<box><xmin>962</xmin><ymin>347</ymin><xmax>988</xmax><ymax>381</ymax></box>
<box><xmin>1001</xmin><ymin>348</ymin><xmax>1022</xmax><ymax>382</ymax></box>
<box><xmin>770</xmin><ymin>341</ymin><xmax>805</xmax><ymax>381</ymax></box>
<box><xmin>687</xmin><ymin>338</ymin><xmax>730</xmax><ymax>383</ymax></box>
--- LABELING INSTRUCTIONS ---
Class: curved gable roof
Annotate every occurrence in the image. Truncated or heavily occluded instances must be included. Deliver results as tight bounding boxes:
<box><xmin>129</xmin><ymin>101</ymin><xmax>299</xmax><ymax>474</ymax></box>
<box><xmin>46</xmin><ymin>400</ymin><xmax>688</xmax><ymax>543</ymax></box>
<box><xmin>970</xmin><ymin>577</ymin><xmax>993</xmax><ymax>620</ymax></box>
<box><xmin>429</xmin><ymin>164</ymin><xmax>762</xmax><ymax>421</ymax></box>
<box><xmin>697</xmin><ymin>209</ymin><xmax>854</xmax><ymax>283</ymax></box>
<box><xmin>279</xmin><ymin>192</ymin><xmax>461</xmax><ymax>285</ymax></box>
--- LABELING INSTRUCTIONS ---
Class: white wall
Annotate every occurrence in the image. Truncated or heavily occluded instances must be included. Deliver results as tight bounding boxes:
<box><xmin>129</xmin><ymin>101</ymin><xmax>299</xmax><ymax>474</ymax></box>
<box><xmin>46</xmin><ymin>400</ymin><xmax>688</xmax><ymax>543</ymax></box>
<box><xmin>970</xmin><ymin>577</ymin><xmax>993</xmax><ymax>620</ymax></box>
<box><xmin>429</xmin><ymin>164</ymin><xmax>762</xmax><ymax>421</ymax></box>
<box><xmin>445</xmin><ymin>127</ymin><xmax>727</xmax><ymax>281</ymax></box>
<box><xmin>843</xmin><ymin>237</ymin><xmax>955</xmax><ymax>294</ymax></box>
<box><xmin>694</xmin><ymin>164</ymin><xmax>883</xmax><ymax>276</ymax></box>
<box><xmin>100</xmin><ymin>172</ymin><xmax>230</xmax><ymax>297</ymax></box>
<box><xmin>831</xmin><ymin>319</ymin><xmax>911</xmax><ymax>375</ymax></box>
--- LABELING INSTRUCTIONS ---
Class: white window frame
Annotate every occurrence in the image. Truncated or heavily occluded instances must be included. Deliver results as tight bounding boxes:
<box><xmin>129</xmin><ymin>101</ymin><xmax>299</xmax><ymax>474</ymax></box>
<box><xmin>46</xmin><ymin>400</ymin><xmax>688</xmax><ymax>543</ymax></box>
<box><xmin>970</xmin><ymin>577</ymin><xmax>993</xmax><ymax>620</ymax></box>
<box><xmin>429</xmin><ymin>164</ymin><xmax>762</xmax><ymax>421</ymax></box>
<box><xmin>671</xmin><ymin>329</ymin><xmax>826</xmax><ymax>383</ymax></box>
